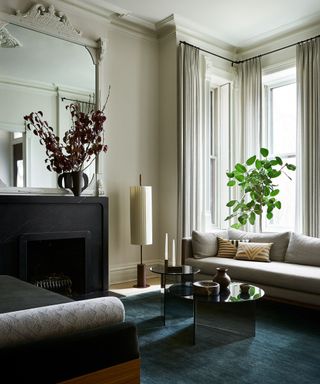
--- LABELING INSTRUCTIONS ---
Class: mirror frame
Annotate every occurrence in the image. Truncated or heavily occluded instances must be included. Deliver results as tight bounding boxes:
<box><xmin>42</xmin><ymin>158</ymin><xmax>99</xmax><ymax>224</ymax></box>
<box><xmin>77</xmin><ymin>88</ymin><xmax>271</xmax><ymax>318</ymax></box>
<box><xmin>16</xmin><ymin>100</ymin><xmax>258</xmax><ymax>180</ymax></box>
<box><xmin>0</xmin><ymin>3</ymin><xmax>106</xmax><ymax>196</ymax></box>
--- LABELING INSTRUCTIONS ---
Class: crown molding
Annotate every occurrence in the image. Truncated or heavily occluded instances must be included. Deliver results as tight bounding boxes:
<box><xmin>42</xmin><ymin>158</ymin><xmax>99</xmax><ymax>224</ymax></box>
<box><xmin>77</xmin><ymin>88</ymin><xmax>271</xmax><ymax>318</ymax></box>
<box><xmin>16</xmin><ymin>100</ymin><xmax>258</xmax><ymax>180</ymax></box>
<box><xmin>116</xmin><ymin>13</ymin><xmax>156</xmax><ymax>31</ymax></box>
<box><xmin>54</xmin><ymin>2</ymin><xmax>320</xmax><ymax>62</ymax></box>
<box><xmin>155</xmin><ymin>14</ymin><xmax>176</xmax><ymax>39</ymax></box>
<box><xmin>156</xmin><ymin>14</ymin><xmax>237</xmax><ymax>61</ymax></box>
<box><xmin>60</xmin><ymin>0</ymin><xmax>114</xmax><ymax>20</ymax></box>
<box><xmin>238</xmin><ymin>12</ymin><xmax>320</xmax><ymax>51</ymax></box>
<box><xmin>158</xmin><ymin>14</ymin><xmax>235</xmax><ymax>51</ymax></box>
<box><xmin>109</xmin><ymin>13</ymin><xmax>157</xmax><ymax>40</ymax></box>
<box><xmin>237</xmin><ymin>18</ymin><xmax>320</xmax><ymax>59</ymax></box>
<box><xmin>62</xmin><ymin>0</ymin><xmax>156</xmax><ymax>37</ymax></box>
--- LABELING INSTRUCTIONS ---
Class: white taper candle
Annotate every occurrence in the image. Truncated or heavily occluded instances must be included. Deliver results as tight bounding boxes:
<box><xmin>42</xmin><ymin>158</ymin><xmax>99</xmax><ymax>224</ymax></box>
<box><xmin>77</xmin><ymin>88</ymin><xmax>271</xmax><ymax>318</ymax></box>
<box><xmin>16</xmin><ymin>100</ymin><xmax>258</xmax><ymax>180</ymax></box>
<box><xmin>172</xmin><ymin>239</ymin><xmax>176</xmax><ymax>266</ymax></box>
<box><xmin>165</xmin><ymin>233</ymin><xmax>168</xmax><ymax>260</ymax></box>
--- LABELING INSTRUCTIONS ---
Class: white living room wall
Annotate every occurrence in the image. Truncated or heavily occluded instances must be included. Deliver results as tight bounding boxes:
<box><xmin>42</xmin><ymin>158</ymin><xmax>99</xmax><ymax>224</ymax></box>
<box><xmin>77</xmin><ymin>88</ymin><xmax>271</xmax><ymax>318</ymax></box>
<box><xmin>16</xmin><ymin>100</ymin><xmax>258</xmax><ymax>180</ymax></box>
<box><xmin>105</xmin><ymin>27</ymin><xmax>160</xmax><ymax>283</ymax></box>
<box><xmin>158</xmin><ymin>32</ymin><xmax>179</xmax><ymax>264</ymax></box>
<box><xmin>0</xmin><ymin>0</ymin><xmax>161</xmax><ymax>284</ymax></box>
<box><xmin>2</xmin><ymin>0</ymin><xmax>318</xmax><ymax>285</ymax></box>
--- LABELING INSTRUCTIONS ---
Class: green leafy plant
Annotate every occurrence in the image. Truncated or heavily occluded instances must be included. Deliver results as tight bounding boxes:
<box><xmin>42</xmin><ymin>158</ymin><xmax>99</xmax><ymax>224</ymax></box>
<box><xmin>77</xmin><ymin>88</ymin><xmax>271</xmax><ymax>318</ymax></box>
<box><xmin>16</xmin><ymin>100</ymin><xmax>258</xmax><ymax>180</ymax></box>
<box><xmin>225</xmin><ymin>147</ymin><xmax>296</xmax><ymax>232</ymax></box>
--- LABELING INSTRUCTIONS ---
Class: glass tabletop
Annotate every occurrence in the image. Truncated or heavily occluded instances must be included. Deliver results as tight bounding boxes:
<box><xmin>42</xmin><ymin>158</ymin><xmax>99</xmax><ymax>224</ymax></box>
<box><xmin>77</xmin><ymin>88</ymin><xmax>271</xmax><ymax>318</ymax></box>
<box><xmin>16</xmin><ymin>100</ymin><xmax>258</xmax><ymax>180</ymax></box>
<box><xmin>168</xmin><ymin>281</ymin><xmax>265</xmax><ymax>303</ymax></box>
<box><xmin>149</xmin><ymin>264</ymin><xmax>200</xmax><ymax>276</ymax></box>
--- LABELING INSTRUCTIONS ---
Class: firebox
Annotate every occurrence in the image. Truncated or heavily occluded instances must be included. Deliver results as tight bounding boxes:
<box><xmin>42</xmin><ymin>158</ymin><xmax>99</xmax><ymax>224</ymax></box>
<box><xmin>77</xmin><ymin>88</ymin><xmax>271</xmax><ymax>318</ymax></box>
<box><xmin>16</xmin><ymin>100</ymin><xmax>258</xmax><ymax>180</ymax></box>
<box><xmin>19</xmin><ymin>231</ymin><xmax>90</xmax><ymax>296</ymax></box>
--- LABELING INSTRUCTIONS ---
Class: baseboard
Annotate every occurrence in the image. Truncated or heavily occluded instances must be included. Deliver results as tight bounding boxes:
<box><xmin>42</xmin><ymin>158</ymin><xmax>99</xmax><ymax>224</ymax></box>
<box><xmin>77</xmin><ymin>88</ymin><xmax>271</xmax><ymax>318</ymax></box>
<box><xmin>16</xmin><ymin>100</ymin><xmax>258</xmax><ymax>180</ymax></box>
<box><xmin>110</xmin><ymin>259</ymin><xmax>162</xmax><ymax>285</ymax></box>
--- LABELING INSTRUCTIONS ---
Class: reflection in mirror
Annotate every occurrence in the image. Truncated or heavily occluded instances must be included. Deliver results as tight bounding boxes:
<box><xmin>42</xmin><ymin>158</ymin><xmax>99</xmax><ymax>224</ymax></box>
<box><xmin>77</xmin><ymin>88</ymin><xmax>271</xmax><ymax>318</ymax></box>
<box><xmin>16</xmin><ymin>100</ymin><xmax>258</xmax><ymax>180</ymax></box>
<box><xmin>0</xmin><ymin>23</ymin><xmax>95</xmax><ymax>189</ymax></box>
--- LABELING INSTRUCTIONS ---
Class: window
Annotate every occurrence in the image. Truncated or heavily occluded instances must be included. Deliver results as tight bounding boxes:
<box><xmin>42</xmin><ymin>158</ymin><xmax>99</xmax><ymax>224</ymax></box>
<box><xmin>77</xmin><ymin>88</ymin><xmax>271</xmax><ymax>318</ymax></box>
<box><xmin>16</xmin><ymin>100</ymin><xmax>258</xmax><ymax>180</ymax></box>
<box><xmin>204</xmin><ymin>81</ymin><xmax>230</xmax><ymax>231</ymax></box>
<box><xmin>263</xmin><ymin>69</ymin><xmax>296</xmax><ymax>231</ymax></box>
<box><xmin>11</xmin><ymin>132</ymin><xmax>25</xmax><ymax>187</ymax></box>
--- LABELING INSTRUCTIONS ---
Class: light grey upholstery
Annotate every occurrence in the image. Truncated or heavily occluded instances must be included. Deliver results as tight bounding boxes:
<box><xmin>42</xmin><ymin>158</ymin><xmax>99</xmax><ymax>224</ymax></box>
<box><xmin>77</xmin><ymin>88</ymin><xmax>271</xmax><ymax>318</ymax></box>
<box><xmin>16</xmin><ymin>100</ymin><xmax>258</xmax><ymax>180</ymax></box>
<box><xmin>182</xmin><ymin>230</ymin><xmax>320</xmax><ymax>307</ymax></box>
<box><xmin>191</xmin><ymin>229</ymin><xmax>227</xmax><ymax>258</ymax></box>
<box><xmin>228</xmin><ymin>228</ymin><xmax>291</xmax><ymax>262</ymax></box>
<box><xmin>0</xmin><ymin>297</ymin><xmax>125</xmax><ymax>347</ymax></box>
<box><xmin>285</xmin><ymin>232</ymin><xmax>320</xmax><ymax>267</ymax></box>
<box><xmin>186</xmin><ymin>257</ymin><xmax>320</xmax><ymax>295</ymax></box>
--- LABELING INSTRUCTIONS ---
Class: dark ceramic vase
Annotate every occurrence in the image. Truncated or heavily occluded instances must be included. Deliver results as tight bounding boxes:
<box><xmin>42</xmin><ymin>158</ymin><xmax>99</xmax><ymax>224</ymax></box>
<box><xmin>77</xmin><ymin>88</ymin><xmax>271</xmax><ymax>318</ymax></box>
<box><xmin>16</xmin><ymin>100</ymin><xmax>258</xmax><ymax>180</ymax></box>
<box><xmin>57</xmin><ymin>171</ymin><xmax>89</xmax><ymax>196</ymax></box>
<box><xmin>212</xmin><ymin>267</ymin><xmax>231</xmax><ymax>290</ymax></box>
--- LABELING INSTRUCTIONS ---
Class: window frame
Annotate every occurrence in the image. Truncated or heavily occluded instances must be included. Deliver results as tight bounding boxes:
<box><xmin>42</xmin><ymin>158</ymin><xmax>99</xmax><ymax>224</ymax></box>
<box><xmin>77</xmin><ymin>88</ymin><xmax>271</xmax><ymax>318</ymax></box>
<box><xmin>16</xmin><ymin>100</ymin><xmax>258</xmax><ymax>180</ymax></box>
<box><xmin>262</xmin><ymin>71</ymin><xmax>296</xmax><ymax>232</ymax></box>
<box><xmin>204</xmin><ymin>81</ymin><xmax>231</xmax><ymax>232</ymax></box>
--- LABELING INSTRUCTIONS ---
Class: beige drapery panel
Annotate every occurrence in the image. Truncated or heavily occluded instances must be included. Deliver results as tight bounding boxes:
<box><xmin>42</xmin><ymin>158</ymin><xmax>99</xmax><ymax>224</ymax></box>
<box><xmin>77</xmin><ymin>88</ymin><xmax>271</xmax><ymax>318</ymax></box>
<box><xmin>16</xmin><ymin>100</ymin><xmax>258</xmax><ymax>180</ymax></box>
<box><xmin>177</xmin><ymin>44</ymin><xmax>201</xmax><ymax>245</ymax></box>
<box><xmin>296</xmin><ymin>37</ymin><xmax>320</xmax><ymax>237</ymax></box>
<box><xmin>232</xmin><ymin>57</ymin><xmax>262</xmax><ymax>231</ymax></box>
<box><xmin>233</xmin><ymin>57</ymin><xmax>262</xmax><ymax>164</ymax></box>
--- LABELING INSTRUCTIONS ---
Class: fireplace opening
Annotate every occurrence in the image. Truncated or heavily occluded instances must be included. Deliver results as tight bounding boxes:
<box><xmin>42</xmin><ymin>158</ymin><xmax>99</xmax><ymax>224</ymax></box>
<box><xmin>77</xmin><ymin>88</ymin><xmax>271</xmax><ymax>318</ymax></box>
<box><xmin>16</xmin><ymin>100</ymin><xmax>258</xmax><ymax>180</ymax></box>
<box><xmin>19</xmin><ymin>231</ymin><xmax>90</xmax><ymax>297</ymax></box>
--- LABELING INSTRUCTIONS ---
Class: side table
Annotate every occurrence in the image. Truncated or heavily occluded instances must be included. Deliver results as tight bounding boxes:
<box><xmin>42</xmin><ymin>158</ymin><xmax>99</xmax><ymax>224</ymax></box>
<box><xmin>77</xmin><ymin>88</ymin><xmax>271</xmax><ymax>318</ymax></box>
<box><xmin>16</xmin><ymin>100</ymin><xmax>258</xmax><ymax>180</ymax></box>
<box><xmin>149</xmin><ymin>264</ymin><xmax>200</xmax><ymax>325</ymax></box>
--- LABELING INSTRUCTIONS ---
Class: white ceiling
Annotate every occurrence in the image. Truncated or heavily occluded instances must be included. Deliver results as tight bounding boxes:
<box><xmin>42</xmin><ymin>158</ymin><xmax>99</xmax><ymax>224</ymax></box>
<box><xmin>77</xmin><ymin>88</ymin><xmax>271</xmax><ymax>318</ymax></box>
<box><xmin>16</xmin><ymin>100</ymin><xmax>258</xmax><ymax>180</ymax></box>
<box><xmin>85</xmin><ymin>0</ymin><xmax>320</xmax><ymax>47</ymax></box>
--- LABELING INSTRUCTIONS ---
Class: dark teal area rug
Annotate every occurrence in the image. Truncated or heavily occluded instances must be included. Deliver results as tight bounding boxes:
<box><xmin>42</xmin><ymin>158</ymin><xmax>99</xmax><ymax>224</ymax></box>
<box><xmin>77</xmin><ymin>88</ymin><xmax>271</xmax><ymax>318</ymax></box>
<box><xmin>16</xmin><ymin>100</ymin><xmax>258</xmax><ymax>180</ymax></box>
<box><xmin>122</xmin><ymin>291</ymin><xmax>320</xmax><ymax>384</ymax></box>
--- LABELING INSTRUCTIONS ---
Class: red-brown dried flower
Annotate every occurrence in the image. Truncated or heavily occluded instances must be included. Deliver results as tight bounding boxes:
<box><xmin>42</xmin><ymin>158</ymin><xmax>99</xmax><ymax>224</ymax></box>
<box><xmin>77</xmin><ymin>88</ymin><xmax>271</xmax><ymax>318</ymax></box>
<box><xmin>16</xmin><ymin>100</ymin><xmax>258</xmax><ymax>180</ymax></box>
<box><xmin>24</xmin><ymin>103</ymin><xmax>108</xmax><ymax>174</ymax></box>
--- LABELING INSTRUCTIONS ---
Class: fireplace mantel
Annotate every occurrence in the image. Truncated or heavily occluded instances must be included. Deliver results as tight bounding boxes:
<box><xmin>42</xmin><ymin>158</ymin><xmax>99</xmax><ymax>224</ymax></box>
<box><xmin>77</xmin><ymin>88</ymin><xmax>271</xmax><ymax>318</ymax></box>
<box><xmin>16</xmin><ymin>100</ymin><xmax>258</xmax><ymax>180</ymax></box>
<box><xmin>0</xmin><ymin>195</ymin><xmax>108</xmax><ymax>294</ymax></box>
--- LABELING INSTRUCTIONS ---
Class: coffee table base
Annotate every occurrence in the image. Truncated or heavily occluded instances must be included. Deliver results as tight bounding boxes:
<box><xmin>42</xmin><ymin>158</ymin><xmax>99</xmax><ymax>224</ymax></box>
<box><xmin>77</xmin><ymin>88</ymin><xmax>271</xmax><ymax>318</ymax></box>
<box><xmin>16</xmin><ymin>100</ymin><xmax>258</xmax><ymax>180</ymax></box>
<box><xmin>193</xmin><ymin>299</ymin><xmax>256</xmax><ymax>345</ymax></box>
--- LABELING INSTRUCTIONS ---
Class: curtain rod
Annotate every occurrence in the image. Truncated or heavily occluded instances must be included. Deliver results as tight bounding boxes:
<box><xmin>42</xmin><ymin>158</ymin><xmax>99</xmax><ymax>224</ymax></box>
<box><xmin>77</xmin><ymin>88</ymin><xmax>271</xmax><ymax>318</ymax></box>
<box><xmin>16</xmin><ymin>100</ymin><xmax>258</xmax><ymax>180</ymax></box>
<box><xmin>180</xmin><ymin>34</ymin><xmax>320</xmax><ymax>65</ymax></box>
<box><xmin>61</xmin><ymin>97</ymin><xmax>94</xmax><ymax>105</ymax></box>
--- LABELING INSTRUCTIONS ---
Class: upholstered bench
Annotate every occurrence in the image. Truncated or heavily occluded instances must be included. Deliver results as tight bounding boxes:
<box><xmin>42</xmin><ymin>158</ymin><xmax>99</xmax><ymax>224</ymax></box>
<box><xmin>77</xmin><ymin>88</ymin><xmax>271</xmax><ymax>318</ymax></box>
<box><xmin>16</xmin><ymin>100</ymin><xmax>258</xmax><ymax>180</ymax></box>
<box><xmin>0</xmin><ymin>275</ymin><xmax>140</xmax><ymax>383</ymax></box>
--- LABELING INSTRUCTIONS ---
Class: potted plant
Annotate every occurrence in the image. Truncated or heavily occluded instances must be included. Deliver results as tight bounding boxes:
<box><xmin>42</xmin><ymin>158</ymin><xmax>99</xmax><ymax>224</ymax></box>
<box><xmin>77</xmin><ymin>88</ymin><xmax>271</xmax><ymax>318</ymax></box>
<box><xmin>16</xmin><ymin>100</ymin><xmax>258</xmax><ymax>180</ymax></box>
<box><xmin>225</xmin><ymin>147</ymin><xmax>296</xmax><ymax>232</ymax></box>
<box><xmin>24</xmin><ymin>98</ymin><xmax>108</xmax><ymax>196</ymax></box>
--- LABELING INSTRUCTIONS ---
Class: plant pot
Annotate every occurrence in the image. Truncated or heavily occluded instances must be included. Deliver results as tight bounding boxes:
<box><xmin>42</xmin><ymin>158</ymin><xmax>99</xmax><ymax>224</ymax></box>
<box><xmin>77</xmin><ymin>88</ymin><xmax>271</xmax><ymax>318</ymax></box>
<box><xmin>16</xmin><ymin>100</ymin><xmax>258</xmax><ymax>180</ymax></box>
<box><xmin>212</xmin><ymin>267</ymin><xmax>231</xmax><ymax>290</ymax></box>
<box><xmin>57</xmin><ymin>171</ymin><xmax>89</xmax><ymax>196</ymax></box>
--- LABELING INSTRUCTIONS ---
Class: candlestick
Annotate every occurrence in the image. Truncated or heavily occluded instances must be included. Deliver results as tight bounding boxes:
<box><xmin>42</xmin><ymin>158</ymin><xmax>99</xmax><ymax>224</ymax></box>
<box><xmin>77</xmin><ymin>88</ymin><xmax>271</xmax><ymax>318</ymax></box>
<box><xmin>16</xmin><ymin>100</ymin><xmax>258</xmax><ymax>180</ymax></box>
<box><xmin>172</xmin><ymin>239</ymin><xmax>176</xmax><ymax>266</ymax></box>
<box><xmin>165</xmin><ymin>233</ymin><xmax>168</xmax><ymax>261</ymax></box>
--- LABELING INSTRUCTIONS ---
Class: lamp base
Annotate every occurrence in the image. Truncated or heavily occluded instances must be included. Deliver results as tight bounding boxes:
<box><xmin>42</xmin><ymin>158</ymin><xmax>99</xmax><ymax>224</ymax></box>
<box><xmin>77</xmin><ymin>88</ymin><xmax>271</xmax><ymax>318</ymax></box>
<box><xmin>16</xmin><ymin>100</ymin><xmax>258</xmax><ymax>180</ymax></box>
<box><xmin>133</xmin><ymin>263</ymin><xmax>150</xmax><ymax>288</ymax></box>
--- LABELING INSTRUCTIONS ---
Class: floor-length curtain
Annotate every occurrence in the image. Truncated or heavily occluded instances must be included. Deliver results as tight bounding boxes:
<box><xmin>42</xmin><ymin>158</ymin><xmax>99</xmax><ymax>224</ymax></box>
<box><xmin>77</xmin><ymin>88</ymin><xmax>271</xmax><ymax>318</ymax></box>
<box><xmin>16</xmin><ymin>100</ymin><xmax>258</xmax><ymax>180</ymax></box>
<box><xmin>232</xmin><ymin>58</ymin><xmax>262</xmax><ymax>231</ymax></box>
<box><xmin>296</xmin><ymin>37</ymin><xmax>320</xmax><ymax>237</ymax></box>
<box><xmin>233</xmin><ymin>57</ymin><xmax>262</xmax><ymax>163</ymax></box>
<box><xmin>177</xmin><ymin>44</ymin><xmax>201</xmax><ymax>243</ymax></box>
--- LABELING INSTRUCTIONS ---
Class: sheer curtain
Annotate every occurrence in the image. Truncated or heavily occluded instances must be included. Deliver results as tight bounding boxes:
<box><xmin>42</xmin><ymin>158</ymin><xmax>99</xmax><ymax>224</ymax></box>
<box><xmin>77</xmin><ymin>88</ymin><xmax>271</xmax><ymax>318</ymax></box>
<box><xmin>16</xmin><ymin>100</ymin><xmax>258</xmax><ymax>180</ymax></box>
<box><xmin>177</xmin><ymin>44</ymin><xmax>201</xmax><ymax>243</ymax></box>
<box><xmin>232</xmin><ymin>58</ymin><xmax>262</xmax><ymax>231</ymax></box>
<box><xmin>296</xmin><ymin>37</ymin><xmax>320</xmax><ymax>237</ymax></box>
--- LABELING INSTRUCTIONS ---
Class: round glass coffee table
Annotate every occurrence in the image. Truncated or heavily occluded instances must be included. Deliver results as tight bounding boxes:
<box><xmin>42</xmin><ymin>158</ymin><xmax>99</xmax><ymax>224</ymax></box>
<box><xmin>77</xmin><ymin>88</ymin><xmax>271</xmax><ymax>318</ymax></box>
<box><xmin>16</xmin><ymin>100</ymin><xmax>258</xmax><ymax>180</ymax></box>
<box><xmin>149</xmin><ymin>264</ymin><xmax>200</xmax><ymax>325</ymax></box>
<box><xmin>180</xmin><ymin>281</ymin><xmax>265</xmax><ymax>344</ymax></box>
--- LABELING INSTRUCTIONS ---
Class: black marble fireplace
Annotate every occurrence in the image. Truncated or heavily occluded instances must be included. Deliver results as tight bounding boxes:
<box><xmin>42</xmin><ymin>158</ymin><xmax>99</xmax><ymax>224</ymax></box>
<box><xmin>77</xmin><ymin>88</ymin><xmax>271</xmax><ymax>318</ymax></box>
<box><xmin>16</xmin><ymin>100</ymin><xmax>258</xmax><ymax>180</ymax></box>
<box><xmin>0</xmin><ymin>195</ymin><xmax>108</xmax><ymax>296</ymax></box>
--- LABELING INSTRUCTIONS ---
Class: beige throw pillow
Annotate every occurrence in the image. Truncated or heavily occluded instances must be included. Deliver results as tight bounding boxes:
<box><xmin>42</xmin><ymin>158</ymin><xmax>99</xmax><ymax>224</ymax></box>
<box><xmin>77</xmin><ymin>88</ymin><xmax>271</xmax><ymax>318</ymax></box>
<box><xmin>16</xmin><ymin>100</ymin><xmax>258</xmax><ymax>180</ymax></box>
<box><xmin>216</xmin><ymin>237</ymin><xmax>237</xmax><ymax>258</ymax></box>
<box><xmin>227</xmin><ymin>228</ymin><xmax>290</xmax><ymax>262</ymax></box>
<box><xmin>235</xmin><ymin>242</ymin><xmax>273</xmax><ymax>262</ymax></box>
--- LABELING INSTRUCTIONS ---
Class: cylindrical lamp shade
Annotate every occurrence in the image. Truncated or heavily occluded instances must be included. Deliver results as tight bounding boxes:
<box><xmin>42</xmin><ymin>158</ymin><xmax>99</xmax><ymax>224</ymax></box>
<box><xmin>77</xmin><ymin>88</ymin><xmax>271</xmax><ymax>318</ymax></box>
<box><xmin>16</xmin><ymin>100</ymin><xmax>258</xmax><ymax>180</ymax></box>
<box><xmin>130</xmin><ymin>186</ymin><xmax>153</xmax><ymax>245</ymax></box>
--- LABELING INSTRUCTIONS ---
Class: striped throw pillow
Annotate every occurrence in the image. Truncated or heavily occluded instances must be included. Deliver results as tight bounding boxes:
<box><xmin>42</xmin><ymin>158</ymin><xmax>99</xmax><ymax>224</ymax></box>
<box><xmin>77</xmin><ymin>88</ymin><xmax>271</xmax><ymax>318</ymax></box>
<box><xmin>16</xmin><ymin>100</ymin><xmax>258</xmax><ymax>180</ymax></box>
<box><xmin>216</xmin><ymin>237</ymin><xmax>237</xmax><ymax>258</ymax></box>
<box><xmin>235</xmin><ymin>242</ymin><xmax>273</xmax><ymax>262</ymax></box>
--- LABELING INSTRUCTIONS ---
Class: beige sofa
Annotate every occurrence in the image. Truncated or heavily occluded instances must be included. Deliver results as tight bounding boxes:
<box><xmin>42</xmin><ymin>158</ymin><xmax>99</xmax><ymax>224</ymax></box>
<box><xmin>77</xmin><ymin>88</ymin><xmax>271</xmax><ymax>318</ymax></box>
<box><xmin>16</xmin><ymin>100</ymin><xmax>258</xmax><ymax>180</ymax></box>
<box><xmin>182</xmin><ymin>228</ymin><xmax>320</xmax><ymax>308</ymax></box>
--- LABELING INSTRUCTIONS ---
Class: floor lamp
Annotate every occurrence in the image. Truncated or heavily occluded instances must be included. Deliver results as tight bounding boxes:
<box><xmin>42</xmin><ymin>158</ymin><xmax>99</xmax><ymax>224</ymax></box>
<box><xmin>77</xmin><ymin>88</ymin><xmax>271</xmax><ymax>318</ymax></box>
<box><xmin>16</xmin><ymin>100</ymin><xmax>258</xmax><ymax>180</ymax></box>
<box><xmin>130</xmin><ymin>175</ymin><xmax>152</xmax><ymax>288</ymax></box>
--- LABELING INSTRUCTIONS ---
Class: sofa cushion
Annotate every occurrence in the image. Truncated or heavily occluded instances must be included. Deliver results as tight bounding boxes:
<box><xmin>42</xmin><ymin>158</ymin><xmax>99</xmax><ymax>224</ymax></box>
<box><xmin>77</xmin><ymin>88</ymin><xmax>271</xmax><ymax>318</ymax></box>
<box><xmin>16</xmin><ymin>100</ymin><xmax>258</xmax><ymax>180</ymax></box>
<box><xmin>285</xmin><ymin>232</ymin><xmax>320</xmax><ymax>267</ymax></box>
<box><xmin>228</xmin><ymin>228</ymin><xmax>290</xmax><ymax>262</ymax></box>
<box><xmin>0</xmin><ymin>296</ymin><xmax>125</xmax><ymax>347</ymax></box>
<box><xmin>216</xmin><ymin>237</ymin><xmax>237</xmax><ymax>258</ymax></box>
<box><xmin>185</xmin><ymin>256</ymin><xmax>320</xmax><ymax>295</ymax></box>
<box><xmin>192</xmin><ymin>229</ymin><xmax>227</xmax><ymax>258</ymax></box>
<box><xmin>234</xmin><ymin>242</ymin><xmax>272</xmax><ymax>262</ymax></box>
